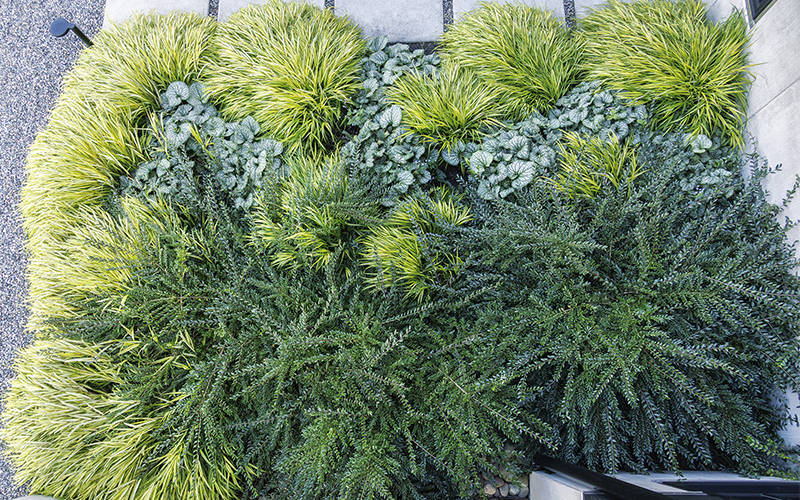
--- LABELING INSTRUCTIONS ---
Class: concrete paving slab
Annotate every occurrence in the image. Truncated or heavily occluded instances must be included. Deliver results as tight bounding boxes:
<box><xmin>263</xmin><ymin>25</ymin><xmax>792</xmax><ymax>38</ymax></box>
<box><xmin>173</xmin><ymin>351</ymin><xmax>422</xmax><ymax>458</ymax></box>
<box><xmin>704</xmin><ymin>0</ymin><xmax>745</xmax><ymax>23</ymax></box>
<box><xmin>744</xmin><ymin>0</ymin><xmax>800</xmax><ymax>115</ymax></box>
<box><xmin>336</xmin><ymin>0</ymin><xmax>443</xmax><ymax>42</ymax></box>
<box><xmin>218</xmin><ymin>0</ymin><xmax>325</xmax><ymax>22</ymax></box>
<box><xmin>746</xmin><ymin>78</ymin><xmax>800</xmax><ymax>272</ymax></box>
<box><xmin>453</xmin><ymin>0</ymin><xmax>564</xmax><ymax>20</ymax></box>
<box><xmin>103</xmin><ymin>0</ymin><xmax>208</xmax><ymax>29</ymax></box>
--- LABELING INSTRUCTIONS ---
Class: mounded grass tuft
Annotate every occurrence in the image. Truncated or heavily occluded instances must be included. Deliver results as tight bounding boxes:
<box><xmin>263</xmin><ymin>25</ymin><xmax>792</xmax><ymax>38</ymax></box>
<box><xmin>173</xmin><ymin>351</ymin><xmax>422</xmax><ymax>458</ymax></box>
<box><xmin>386</xmin><ymin>64</ymin><xmax>503</xmax><ymax>152</ymax></box>
<box><xmin>439</xmin><ymin>2</ymin><xmax>584</xmax><ymax>120</ymax></box>
<box><xmin>361</xmin><ymin>188</ymin><xmax>473</xmax><ymax>302</ymax></box>
<box><xmin>203</xmin><ymin>0</ymin><xmax>366</xmax><ymax>154</ymax></box>
<box><xmin>0</xmin><ymin>338</ymin><xmax>244</xmax><ymax>500</ymax></box>
<box><xmin>579</xmin><ymin>0</ymin><xmax>753</xmax><ymax>148</ymax></box>
<box><xmin>20</xmin><ymin>12</ymin><xmax>216</xmax><ymax>328</ymax></box>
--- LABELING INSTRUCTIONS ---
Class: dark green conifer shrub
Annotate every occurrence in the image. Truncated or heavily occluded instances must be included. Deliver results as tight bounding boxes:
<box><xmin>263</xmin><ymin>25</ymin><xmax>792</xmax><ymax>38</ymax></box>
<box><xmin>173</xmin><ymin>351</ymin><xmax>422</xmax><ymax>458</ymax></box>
<box><xmin>4</xmin><ymin>184</ymin><xmax>556</xmax><ymax>499</ymax></box>
<box><xmin>450</xmin><ymin>143</ymin><xmax>800</xmax><ymax>474</ymax></box>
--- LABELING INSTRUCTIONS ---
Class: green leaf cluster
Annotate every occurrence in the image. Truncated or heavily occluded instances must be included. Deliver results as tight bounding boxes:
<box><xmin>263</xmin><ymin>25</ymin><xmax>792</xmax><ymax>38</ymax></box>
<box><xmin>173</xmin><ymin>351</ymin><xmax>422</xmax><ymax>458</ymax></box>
<box><xmin>120</xmin><ymin>81</ymin><xmax>285</xmax><ymax>210</ymax></box>
<box><xmin>341</xmin><ymin>37</ymin><xmax>442</xmax><ymax>205</ymax></box>
<box><xmin>439</xmin><ymin>2</ymin><xmax>585</xmax><ymax>120</ymax></box>
<box><xmin>204</xmin><ymin>0</ymin><xmax>366</xmax><ymax>154</ymax></box>
<box><xmin>580</xmin><ymin>0</ymin><xmax>753</xmax><ymax>148</ymax></box>
<box><xmin>3</xmin><ymin>185</ymin><xmax>550</xmax><ymax>500</ymax></box>
<box><xmin>449</xmin><ymin>146</ymin><xmax>800</xmax><ymax>474</ymax></box>
<box><xmin>467</xmin><ymin>80</ymin><xmax>647</xmax><ymax>200</ymax></box>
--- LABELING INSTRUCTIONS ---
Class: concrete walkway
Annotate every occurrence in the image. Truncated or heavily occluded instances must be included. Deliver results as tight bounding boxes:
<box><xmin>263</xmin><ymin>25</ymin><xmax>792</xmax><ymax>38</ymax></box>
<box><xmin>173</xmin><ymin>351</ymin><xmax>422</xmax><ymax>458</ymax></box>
<box><xmin>103</xmin><ymin>0</ymin><xmax>585</xmax><ymax>42</ymax></box>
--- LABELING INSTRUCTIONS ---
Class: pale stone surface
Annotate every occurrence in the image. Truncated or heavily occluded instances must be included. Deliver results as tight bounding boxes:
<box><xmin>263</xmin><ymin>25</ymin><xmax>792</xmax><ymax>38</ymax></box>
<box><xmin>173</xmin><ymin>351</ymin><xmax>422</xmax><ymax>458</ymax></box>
<box><xmin>337</xmin><ymin>0</ymin><xmax>443</xmax><ymax>42</ymax></box>
<box><xmin>218</xmin><ymin>0</ymin><xmax>325</xmax><ymax>21</ymax></box>
<box><xmin>453</xmin><ymin>0</ymin><xmax>564</xmax><ymax>20</ymax></box>
<box><xmin>103</xmin><ymin>0</ymin><xmax>208</xmax><ymax>29</ymax></box>
<box><xmin>483</xmin><ymin>482</ymin><xmax>497</xmax><ymax>496</ymax></box>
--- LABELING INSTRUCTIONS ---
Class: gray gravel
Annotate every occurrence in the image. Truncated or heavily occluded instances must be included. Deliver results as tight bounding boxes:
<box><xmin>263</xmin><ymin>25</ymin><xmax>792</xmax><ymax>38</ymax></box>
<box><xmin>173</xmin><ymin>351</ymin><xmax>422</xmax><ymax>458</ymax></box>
<box><xmin>0</xmin><ymin>0</ymin><xmax>104</xmax><ymax>498</ymax></box>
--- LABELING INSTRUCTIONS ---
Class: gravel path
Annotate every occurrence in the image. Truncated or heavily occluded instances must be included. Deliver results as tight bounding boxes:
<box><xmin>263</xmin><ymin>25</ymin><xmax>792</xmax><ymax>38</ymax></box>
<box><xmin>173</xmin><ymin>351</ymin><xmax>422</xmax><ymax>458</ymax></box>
<box><xmin>0</xmin><ymin>1</ymin><xmax>104</xmax><ymax>498</ymax></box>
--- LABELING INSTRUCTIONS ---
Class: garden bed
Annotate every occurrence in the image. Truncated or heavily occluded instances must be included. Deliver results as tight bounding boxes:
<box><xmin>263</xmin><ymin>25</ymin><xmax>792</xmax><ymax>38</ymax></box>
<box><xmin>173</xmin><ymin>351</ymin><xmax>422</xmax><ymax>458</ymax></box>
<box><xmin>2</xmin><ymin>0</ymin><xmax>799</xmax><ymax>499</ymax></box>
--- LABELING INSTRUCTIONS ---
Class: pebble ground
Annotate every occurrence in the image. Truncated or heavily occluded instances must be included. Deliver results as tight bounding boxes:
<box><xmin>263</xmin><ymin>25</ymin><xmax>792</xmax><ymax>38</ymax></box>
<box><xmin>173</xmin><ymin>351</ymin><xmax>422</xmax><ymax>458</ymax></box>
<box><xmin>0</xmin><ymin>0</ymin><xmax>104</xmax><ymax>498</ymax></box>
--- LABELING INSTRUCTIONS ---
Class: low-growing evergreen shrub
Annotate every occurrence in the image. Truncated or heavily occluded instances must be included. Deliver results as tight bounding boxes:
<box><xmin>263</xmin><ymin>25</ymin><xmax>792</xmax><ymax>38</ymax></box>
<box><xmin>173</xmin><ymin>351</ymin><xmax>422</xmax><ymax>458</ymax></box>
<box><xmin>440</xmin><ymin>2</ymin><xmax>584</xmax><ymax>120</ymax></box>
<box><xmin>580</xmin><ymin>0</ymin><xmax>753</xmax><ymax>148</ymax></box>
<box><xmin>204</xmin><ymin>0</ymin><xmax>366</xmax><ymax>154</ymax></box>
<box><xmin>450</xmin><ymin>145</ymin><xmax>800</xmax><ymax>474</ymax></box>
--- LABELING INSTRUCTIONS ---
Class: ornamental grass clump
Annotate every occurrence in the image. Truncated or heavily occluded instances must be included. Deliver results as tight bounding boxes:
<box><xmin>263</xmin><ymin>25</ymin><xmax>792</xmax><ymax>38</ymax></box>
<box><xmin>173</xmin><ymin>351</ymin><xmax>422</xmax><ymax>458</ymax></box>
<box><xmin>553</xmin><ymin>131</ymin><xmax>642</xmax><ymax>199</ymax></box>
<box><xmin>204</xmin><ymin>0</ymin><xmax>366</xmax><ymax>154</ymax></box>
<box><xmin>579</xmin><ymin>0</ymin><xmax>753</xmax><ymax>148</ymax></box>
<box><xmin>386</xmin><ymin>64</ymin><xmax>503</xmax><ymax>153</ymax></box>
<box><xmin>361</xmin><ymin>188</ymin><xmax>473</xmax><ymax>302</ymax></box>
<box><xmin>20</xmin><ymin>12</ymin><xmax>216</xmax><ymax>328</ymax></box>
<box><xmin>439</xmin><ymin>2</ymin><xmax>584</xmax><ymax>120</ymax></box>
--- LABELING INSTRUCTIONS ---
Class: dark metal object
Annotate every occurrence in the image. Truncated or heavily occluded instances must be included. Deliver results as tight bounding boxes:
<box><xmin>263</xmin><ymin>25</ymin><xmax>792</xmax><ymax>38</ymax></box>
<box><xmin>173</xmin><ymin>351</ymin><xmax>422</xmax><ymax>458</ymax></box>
<box><xmin>662</xmin><ymin>480</ymin><xmax>800</xmax><ymax>500</ymax></box>
<box><xmin>50</xmin><ymin>18</ymin><xmax>93</xmax><ymax>47</ymax></box>
<box><xmin>534</xmin><ymin>454</ymin><xmax>725</xmax><ymax>500</ymax></box>
<box><xmin>749</xmin><ymin>0</ymin><xmax>776</xmax><ymax>20</ymax></box>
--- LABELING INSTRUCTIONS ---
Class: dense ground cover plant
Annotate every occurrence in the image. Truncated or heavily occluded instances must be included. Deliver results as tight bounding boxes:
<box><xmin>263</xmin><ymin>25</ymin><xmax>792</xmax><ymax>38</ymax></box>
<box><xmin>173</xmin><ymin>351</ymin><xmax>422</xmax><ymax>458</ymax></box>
<box><xmin>5</xmin><ymin>1</ymin><xmax>800</xmax><ymax>499</ymax></box>
<box><xmin>439</xmin><ymin>2</ymin><xmax>584</xmax><ymax>120</ymax></box>
<box><xmin>121</xmin><ymin>81</ymin><xmax>286</xmax><ymax>210</ymax></box>
<box><xmin>204</xmin><ymin>0</ymin><xmax>366</xmax><ymax>154</ymax></box>
<box><xmin>341</xmin><ymin>36</ymin><xmax>441</xmax><ymax>205</ymax></box>
<box><xmin>467</xmin><ymin>80</ymin><xmax>647</xmax><ymax>200</ymax></box>
<box><xmin>580</xmin><ymin>0</ymin><xmax>753</xmax><ymax>148</ymax></box>
<box><xmin>448</xmin><ymin>140</ymin><xmax>800</xmax><ymax>474</ymax></box>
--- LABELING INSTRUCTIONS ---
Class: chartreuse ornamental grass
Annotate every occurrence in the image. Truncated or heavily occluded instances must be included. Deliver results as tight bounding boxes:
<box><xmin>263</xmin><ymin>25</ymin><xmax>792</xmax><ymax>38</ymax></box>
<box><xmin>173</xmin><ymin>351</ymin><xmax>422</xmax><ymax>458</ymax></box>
<box><xmin>1</xmin><ymin>339</ymin><xmax>244</xmax><ymax>500</ymax></box>
<box><xmin>579</xmin><ymin>0</ymin><xmax>753</xmax><ymax>149</ymax></box>
<box><xmin>386</xmin><ymin>64</ymin><xmax>503</xmax><ymax>153</ymax></box>
<box><xmin>4</xmin><ymin>2</ymin><xmax>800</xmax><ymax>499</ymax></box>
<box><xmin>439</xmin><ymin>2</ymin><xmax>584</xmax><ymax>120</ymax></box>
<box><xmin>20</xmin><ymin>11</ymin><xmax>216</xmax><ymax>329</ymax></box>
<box><xmin>204</xmin><ymin>0</ymin><xmax>366</xmax><ymax>154</ymax></box>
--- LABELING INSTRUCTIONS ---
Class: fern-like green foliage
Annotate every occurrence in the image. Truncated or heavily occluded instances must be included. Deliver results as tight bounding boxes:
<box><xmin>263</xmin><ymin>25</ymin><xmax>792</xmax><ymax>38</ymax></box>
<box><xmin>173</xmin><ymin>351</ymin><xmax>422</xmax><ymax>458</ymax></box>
<box><xmin>204</xmin><ymin>0</ymin><xmax>366</xmax><ymax>154</ymax></box>
<box><xmin>341</xmin><ymin>36</ymin><xmax>442</xmax><ymax>205</ymax></box>
<box><xmin>4</xmin><ymin>184</ymin><xmax>554</xmax><ymax>499</ymax></box>
<box><xmin>361</xmin><ymin>188</ymin><xmax>473</xmax><ymax>302</ymax></box>
<box><xmin>449</xmin><ymin>145</ymin><xmax>800</xmax><ymax>475</ymax></box>
<box><xmin>440</xmin><ymin>2</ymin><xmax>584</xmax><ymax>120</ymax></box>
<box><xmin>552</xmin><ymin>131</ymin><xmax>641</xmax><ymax>199</ymax></box>
<box><xmin>579</xmin><ymin>0</ymin><xmax>753</xmax><ymax>148</ymax></box>
<box><xmin>386</xmin><ymin>63</ymin><xmax>503</xmax><ymax>155</ymax></box>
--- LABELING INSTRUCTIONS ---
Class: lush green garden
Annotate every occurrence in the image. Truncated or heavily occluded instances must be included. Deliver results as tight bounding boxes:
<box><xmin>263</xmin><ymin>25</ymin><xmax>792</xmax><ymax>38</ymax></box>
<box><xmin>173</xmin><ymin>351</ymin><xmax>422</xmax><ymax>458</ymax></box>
<box><xmin>3</xmin><ymin>0</ymin><xmax>800</xmax><ymax>498</ymax></box>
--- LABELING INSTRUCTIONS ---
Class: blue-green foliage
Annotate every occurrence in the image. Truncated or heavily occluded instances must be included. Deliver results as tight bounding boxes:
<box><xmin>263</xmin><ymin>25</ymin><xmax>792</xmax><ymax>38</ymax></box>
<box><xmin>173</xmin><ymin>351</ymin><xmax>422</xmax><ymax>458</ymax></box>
<box><xmin>341</xmin><ymin>37</ymin><xmax>441</xmax><ymax>205</ymax></box>
<box><xmin>449</xmin><ymin>142</ymin><xmax>800</xmax><ymax>475</ymax></box>
<box><xmin>120</xmin><ymin>81</ymin><xmax>285</xmax><ymax>209</ymax></box>
<box><xmin>468</xmin><ymin>80</ymin><xmax>648</xmax><ymax>200</ymax></box>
